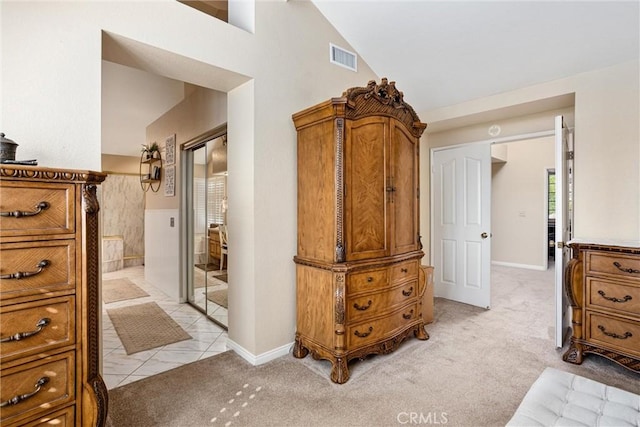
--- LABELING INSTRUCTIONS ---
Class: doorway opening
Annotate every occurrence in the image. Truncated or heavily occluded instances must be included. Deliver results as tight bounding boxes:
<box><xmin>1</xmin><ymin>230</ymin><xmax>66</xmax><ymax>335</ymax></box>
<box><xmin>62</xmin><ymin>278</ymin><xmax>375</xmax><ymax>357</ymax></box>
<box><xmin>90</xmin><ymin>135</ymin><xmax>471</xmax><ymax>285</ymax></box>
<box><xmin>431</xmin><ymin>118</ymin><xmax>573</xmax><ymax>347</ymax></box>
<box><xmin>99</xmin><ymin>30</ymin><xmax>252</xmax><ymax>390</ymax></box>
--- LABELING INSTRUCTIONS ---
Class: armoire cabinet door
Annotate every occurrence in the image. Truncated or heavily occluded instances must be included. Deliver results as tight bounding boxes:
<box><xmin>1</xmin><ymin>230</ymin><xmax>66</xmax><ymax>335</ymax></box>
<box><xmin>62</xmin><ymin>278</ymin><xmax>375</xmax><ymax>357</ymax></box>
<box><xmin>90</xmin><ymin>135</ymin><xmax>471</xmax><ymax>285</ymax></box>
<box><xmin>345</xmin><ymin>116</ymin><xmax>389</xmax><ymax>261</ymax></box>
<box><xmin>390</xmin><ymin>120</ymin><xmax>419</xmax><ymax>255</ymax></box>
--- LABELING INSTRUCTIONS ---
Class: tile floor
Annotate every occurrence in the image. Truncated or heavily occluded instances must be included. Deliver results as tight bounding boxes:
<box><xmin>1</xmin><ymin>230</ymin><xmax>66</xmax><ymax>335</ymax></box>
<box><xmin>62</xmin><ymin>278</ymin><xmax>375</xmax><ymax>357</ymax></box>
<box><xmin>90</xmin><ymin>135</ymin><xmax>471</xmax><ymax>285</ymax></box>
<box><xmin>101</xmin><ymin>266</ymin><xmax>228</xmax><ymax>390</ymax></box>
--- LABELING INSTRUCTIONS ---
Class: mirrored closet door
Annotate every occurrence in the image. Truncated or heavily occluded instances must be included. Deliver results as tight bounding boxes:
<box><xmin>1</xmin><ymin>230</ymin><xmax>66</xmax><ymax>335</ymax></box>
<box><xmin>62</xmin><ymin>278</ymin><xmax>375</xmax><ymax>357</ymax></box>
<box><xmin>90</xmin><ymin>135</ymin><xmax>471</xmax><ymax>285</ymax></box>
<box><xmin>184</xmin><ymin>130</ymin><xmax>228</xmax><ymax>329</ymax></box>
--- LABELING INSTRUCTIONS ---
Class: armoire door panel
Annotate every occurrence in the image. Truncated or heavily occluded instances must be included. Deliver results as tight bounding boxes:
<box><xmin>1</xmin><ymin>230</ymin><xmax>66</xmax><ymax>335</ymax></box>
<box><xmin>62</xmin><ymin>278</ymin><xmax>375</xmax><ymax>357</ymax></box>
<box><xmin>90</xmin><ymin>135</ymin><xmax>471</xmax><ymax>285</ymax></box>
<box><xmin>345</xmin><ymin>117</ymin><xmax>388</xmax><ymax>261</ymax></box>
<box><xmin>390</xmin><ymin>122</ymin><xmax>418</xmax><ymax>255</ymax></box>
<box><xmin>297</xmin><ymin>120</ymin><xmax>337</xmax><ymax>262</ymax></box>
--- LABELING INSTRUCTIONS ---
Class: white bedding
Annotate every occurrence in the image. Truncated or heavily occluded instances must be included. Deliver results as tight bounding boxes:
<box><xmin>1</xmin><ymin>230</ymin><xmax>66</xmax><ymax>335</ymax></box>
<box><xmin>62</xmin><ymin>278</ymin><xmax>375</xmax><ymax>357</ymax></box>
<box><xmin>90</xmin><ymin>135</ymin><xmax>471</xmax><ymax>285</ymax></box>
<box><xmin>506</xmin><ymin>367</ymin><xmax>640</xmax><ymax>426</ymax></box>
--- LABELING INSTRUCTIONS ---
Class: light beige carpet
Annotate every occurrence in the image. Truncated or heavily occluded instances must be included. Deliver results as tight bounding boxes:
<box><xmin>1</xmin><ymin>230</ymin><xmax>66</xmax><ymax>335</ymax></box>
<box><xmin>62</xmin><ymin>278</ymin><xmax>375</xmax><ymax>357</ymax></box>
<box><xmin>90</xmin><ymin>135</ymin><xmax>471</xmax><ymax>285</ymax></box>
<box><xmin>194</xmin><ymin>269</ymin><xmax>227</xmax><ymax>288</ymax></box>
<box><xmin>102</xmin><ymin>278</ymin><xmax>149</xmax><ymax>304</ymax></box>
<box><xmin>206</xmin><ymin>289</ymin><xmax>228</xmax><ymax>308</ymax></box>
<box><xmin>195</xmin><ymin>262</ymin><xmax>219</xmax><ymax>272</ymax></box>
<box><xmin>107</xmin><ymin>302</ymin><xmax>192</xmax><ymax>355</ymax></box>
<box><xmin>107</xmin><ymin>265</ymin><xmax>640</xmax><ymax>427</ymax></box>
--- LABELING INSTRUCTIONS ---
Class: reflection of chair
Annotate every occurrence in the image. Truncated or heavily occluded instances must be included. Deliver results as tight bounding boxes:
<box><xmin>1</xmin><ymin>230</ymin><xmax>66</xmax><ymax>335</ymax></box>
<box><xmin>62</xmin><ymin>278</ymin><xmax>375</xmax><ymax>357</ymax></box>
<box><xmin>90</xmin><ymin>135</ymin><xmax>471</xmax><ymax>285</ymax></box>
<box><xmin>219</xmin><ymin>225</ymin><xmax>228</xmax><ymax>271</ymax></box>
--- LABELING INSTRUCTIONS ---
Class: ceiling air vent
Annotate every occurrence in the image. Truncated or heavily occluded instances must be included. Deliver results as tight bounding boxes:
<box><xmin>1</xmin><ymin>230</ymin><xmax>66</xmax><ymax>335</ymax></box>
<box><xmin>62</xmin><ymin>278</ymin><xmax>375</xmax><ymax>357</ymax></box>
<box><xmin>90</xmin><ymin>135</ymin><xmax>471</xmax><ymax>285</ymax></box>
<box><xmin>330</xmin><ymin>43</ymin><xmax>357</xmax><ymax>72</ymax></box>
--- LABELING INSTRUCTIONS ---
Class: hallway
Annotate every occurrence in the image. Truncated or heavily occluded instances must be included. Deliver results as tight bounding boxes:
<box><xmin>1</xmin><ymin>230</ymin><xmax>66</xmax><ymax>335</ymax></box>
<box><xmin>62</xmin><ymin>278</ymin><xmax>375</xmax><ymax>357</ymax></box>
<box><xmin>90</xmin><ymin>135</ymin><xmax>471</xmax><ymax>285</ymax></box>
<box><xmin>102</xmin><ymin>266</ymin><xmax>228</xmax><ymax>389</ymax></box>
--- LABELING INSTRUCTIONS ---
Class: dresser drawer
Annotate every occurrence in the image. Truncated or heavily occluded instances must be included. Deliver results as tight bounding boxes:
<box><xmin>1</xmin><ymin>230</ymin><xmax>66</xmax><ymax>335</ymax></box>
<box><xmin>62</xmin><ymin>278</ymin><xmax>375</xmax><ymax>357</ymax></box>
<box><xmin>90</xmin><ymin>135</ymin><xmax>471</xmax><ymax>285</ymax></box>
<box><xmin>586</xmin><ymin>278</ymin><xmax>640</xmax><ymax>318</ymax></box>
<box><xmin>390</xmin><ymin>260</ymin><xmax>419</xmax><ymax>284</ymax></box>
<box><xmin>0</xmin><ymin>182</ymin><xmax>75</xmax><ymax>238</ymax></box>
<box><xmin>21</xmin><ymin>406</ymin><xmax>74</xmax><ymax>426</ymax></box>
<box><xmin>1</xmin><ymin>296</ymin><xmax>75</xmax><ymax>363</ymax></box>
<box><xmin>348</xmin><ymin>268</ymin><xmax>389</xmax><ymax>294</ymax></box>
<box><xmin>586</xmin><ymin>312</ymin><xmax>640</xmax><ymax>358</ymax></box>
<box><xmin>0</xmin><ymin>352</ymin><xmax>75</xmax><ymax>425</ymax></box>
<box><xmin>0</xmin><ymin>240</ymin><xmax>75</xmax><ymax>300</ymax></box>
<box><xmin>587</xmin><ymin>252</ymin><xmax>640</xmax><ymax>282</ymax></box>
<box><xmin>347</xmin><ymin>302</ymin><xmax>419</xmax><ymax>349</ymax></box>
<box><xmin>347</xmin><ymin>281</ymin><xmax>418</xmax><ymax>322</ymax></box>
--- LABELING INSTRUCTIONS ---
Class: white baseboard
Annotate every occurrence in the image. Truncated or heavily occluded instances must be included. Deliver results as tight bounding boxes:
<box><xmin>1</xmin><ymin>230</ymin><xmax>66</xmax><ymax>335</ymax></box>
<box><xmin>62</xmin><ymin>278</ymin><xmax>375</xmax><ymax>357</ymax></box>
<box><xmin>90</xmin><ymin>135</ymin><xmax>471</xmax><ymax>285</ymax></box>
<box><xmin>226</xmin><ymin>339</ymin><xmax>293</xmax><ymax>366</ymax></box>
<box><xmin>491</xmin><ymin>261</ymin><xmax>548</xmax><ymax>271</ymax></box>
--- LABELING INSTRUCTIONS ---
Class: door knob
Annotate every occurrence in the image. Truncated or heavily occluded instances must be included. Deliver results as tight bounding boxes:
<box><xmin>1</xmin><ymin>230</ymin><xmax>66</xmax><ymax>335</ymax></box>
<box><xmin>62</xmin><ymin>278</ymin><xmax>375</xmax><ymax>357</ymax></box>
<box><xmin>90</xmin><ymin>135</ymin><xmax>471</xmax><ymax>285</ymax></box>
<box><xmin>481</xmin><ymin>232</ymin><xmax>489</xmax><ymax>239</ymax></box>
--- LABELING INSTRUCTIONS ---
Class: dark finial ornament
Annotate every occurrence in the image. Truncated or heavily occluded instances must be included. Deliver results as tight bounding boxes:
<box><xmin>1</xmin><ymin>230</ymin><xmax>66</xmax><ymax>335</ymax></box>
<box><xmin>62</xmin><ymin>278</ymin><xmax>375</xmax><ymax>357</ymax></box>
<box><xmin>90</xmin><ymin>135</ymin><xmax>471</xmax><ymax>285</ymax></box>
<box><xmin>342</xmin><ymin>78</ymin><xmax>427</xmax><ymax>138</ymax></box>
<box><xmin>83</xmin><ymin>184</ymin><xmax>100</xmax><ymax>214</ymax></box>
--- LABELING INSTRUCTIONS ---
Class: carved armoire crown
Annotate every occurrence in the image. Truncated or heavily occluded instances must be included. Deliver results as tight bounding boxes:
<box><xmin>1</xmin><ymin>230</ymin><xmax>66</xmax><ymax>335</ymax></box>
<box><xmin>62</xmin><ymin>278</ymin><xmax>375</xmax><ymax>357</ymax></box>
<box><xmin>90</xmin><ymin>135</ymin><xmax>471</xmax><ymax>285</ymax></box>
<box><xmin>292</xmin><ymin>79</ymin><xmax>429</xmax><ymax>383</ymax></box>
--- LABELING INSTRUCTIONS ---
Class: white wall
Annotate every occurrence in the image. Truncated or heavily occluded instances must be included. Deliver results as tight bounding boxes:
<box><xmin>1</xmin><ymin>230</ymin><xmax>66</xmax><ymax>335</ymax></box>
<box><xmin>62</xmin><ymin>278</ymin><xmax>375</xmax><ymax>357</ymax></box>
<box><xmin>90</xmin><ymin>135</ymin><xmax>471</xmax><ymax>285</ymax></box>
<box><xmin>227</xmin><ymin>80</ymin><xmax>257</xmax><ymax>352</ymax></box>
<box><xmin>142</xmin><ymin>87</ymin><xmax>227</xmax><ymax>299</ymax></box>
<box><xmin>101</xmin><ymin>61</ymin><xmax>186</xmax><ymax>157</ymax></box>
<box><xmin>1</xmin><ymin>1</ymin><xmax>377</xmax><ymax>359</ymax></box>
<box><xmin>145</xmin><ymin>209</ymin><xmax>180</xmax><ymax>300</ymax></box>
<box><xmin>420</xmin><ymin>61</ymin><xmax>640</xmax><ymax>248</ymax></box>
<box><xmin>491</xmin><ymin>137</ymin><xmax>555</xmax><ymax>270</ymax></box>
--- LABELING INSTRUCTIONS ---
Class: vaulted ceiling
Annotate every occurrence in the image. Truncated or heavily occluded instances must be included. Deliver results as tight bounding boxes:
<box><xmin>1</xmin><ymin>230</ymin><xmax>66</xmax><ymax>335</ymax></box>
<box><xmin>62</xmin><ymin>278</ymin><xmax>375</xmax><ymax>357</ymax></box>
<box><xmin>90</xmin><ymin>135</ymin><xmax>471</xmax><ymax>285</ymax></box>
<box><xmin>102</xmin><ymin>1</ymin><xmax>639</xmax><ymax>157</ymax></box>
<box><xmin>311</xmin><ymin>0</ymin><xmax>639</xmax><ymax>113</ymax></box>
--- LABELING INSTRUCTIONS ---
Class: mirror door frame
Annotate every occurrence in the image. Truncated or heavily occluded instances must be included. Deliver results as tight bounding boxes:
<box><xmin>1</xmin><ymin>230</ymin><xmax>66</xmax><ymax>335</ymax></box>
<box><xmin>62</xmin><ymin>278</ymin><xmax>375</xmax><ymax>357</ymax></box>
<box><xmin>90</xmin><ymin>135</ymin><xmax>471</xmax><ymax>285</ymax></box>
<box><xmin>180</xmin><ymin>123</ymin><xmax>228</xmax><ymax>329</ymax></box>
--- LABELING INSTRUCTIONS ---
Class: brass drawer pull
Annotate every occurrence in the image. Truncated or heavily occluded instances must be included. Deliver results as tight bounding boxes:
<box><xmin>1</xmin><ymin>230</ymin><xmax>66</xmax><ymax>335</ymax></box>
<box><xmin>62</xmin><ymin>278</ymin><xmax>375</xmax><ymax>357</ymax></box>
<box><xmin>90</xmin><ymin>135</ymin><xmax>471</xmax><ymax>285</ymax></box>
<box><xmin>598</xmin><ymin>290</ymin><xmax>632</xmax><ymax>303</ymax></box>
<box><xmin>0</xmin><ymin>259</ymin><xmax>50</xmax><ymax>280</ymax></box>
<box><xmin>403</xmin><ymin>309</ymin><xmax>414</xmax><ymax>320</ymax></box>
<box><xmin>402</xmin><ymin>287</ymin><xmax>414</xmax><ymax>297</ymax></box>
<box><xmin>598</xmin><ymin>325</ymin><xmax>632</xmax><ymax>340</ymax></box>
<box><xmin>0</xmin><ymin>201</ymin><xmax>49</xmax><ymax>218</ymax></box>
<box><xmin>0</xmin><ymin>318</ymin><xmax>51</xmax><ymax>343</ymax></box>
<box><xmin>0</xmin><ymin>376</ymin><xmax>49</xmax><ymax>408</ymax></box>
<box><xmin>401</xmin><ymin>268</ymin><xmax>408</xmax><ymax>273</ymax></box>
<box><xmin>366</xmin><ymin>277</ymin><xmax>374</xmax><ymax>283</ymax></box>
<box><xmin>353</xmin><ymin>300</ymin><xmax>372</xmax><ymax>311</ymax></box>
<box><xmin>613</xmin><ymin>261</ymin><xmax>640</xmax><ymax>274</ymax></box>
<box><xmin>354</xmin><ymin>326</ymin><xmax>373</xmax><ymax>338</ymax></box>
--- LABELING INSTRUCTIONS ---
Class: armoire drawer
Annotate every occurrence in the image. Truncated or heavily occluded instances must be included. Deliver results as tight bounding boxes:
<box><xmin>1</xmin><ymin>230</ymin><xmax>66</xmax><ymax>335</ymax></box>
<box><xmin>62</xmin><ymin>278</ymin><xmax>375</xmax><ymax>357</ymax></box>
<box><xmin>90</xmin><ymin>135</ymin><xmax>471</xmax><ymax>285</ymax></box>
<box><xmin>0</xmin><ymin>351</ymin><xmax>75</xmax><ymax>425</ymax></box>
<box><xmin>586</xmin><ymin>312</ymin><xmax>640</xmax><ymax>357</ymax></box>
<box><xmin>348</xmin><ymin>268</ymin><xmax>389</xmax><ymax>294</ymax></box>
<box><xmin>347</xmin><ymin>281</ymin><xmax>418</xmax><ymax>322</ymax></box>
<box><xmin>0</xmin><ymin>296</ymin><xmax>75</xmax><ymax>363</ymax></box>
<box><xmin>586</xmin><ymin>277</ymin><xmax>640</xmax><ymax>318</ymax></box>
<box><xmin>390</xmin><ymin>260</ymin><xmax>419</xmax><ymax>284</ymax></box>
<box><xmin>587</xmin><ymin>252</ymin><xmax>640</xmax><ymax>282</ymax></box>
<box><xmin>0</xmin><ymin>182</ymin><xmax>75</xmax><ymax>238</ymax></box>
<box><xmin>0</xmin><ymin>240</ymin><xmax>75</xmax><ymax>300</ymax></box>
<box><xmin>347</xmin><ymin>302</ymin><xmax>419</xmax><ymax>349</ymax></box>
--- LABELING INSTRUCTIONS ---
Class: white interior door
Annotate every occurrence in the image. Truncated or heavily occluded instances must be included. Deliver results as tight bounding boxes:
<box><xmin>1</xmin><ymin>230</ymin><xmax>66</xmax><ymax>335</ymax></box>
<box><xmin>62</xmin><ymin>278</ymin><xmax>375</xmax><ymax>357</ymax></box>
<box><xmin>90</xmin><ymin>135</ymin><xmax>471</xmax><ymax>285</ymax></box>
<box><xmin>555</xmin><ymin>115</ymin><xmax>573</xmax><ymax>347</ymax></box>
<box><xmin>432</xmin><ymin>143</ymin><xmax>492</xmax><ymax>308</ymax></box>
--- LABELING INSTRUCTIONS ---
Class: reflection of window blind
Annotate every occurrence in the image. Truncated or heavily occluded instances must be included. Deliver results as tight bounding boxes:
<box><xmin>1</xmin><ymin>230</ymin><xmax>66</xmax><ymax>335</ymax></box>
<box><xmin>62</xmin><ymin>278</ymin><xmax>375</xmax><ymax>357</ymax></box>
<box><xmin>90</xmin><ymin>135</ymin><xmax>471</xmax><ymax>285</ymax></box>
<box><xmin>194</xmin><ymin>176</ymin><xmax>226</xmax><ymax>231</ymax></box>
<box><xmin>194</xmin><ymin>178</ymin><xmax>207</xmax><ymax>234</ymax></box>
<box><xmin>208</xmin><ymin>176</ymin><xmax>226</xmax><ymax>225</ymax></box>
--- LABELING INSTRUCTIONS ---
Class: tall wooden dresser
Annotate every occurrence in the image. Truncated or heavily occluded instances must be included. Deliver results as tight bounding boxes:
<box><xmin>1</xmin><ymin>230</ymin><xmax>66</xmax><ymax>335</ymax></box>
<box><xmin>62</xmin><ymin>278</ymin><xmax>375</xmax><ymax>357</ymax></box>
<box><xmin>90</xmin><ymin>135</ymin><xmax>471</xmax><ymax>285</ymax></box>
<box><xmin>0</xmin><ymin>166</ymin><xmax>108</xmax><ymax>426</ymax></box>
<box><xmin>292</xmin><ymin>79</ymin><xmax>429</xmax><ymax>383</ymax></box>
<box><xmin>563</xmin><ymin>240</ymin><xmax>640</xmax><ymax>372</ymax></box>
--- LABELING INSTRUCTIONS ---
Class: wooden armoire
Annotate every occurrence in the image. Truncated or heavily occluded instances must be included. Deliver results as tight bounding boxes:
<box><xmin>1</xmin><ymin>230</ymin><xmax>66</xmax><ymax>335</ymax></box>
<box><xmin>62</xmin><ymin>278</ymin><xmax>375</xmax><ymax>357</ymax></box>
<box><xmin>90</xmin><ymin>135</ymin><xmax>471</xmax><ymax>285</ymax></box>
<box><xmin>292</xmin><ymin>78</ymin><xmax>429</xmax><ymax>383</ymax></box>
